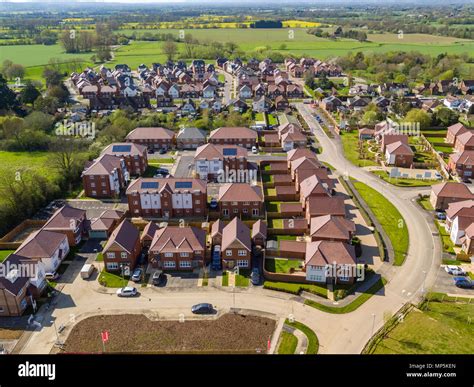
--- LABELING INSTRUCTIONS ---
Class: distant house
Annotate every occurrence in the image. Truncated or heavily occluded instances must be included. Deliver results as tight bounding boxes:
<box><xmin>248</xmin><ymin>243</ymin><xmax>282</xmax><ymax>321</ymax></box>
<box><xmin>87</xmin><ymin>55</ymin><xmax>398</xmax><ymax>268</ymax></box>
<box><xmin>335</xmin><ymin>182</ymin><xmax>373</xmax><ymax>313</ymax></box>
<box><xmin>125</xmin><ymin>127</ymin><xmax>176</xmax><ymax>151</ymax></box>
<box><xmin>358</xmin><ymin>128</ymin><xmax>375</xmax><ymax>140</ymax></box>
<box><xmin>102</xmin><ymin>220</ymin><xmax>141</xmax><ymax>274</ymax></box>
<box><xmin>275</xmin><ymin>95</ymin><xmax>289</xmax><ymax>111</ymax></box>
<box><xmin>321</xmin><ymin>96</ymin><xmax>343</xmax><ymax>112</ymax></box>
<box><xmin>252</xmin><ymin>96</ymin><xmax>273</xmax><ymax>113</ymax></box>
<box><xmin>176</xmin><ymin>127</ymin><xmax>207</xmax><ymax>150</ymax></box>
<box><xmin>238</xmin><ymin>84</ymin><xmax>253</xmax><ymax>99</ymax></box>
<box><xmin>221</xmin><ymin>217</ymin><xmax>252</xmax><ymax>269</ymax></box>
<box><xmin>430</xmin><ymin>182</ymin><xmax>474</xmax><ymax>210</ymax></box>
<box><xmin>148</xmin><ymin>226</ymin><xmax>206</xmax><ymax>271</ymax></box>
<box><xmin>459</xmin><ymin>80</ymin><xmax>474</xmax><ymax>95</ymax></box>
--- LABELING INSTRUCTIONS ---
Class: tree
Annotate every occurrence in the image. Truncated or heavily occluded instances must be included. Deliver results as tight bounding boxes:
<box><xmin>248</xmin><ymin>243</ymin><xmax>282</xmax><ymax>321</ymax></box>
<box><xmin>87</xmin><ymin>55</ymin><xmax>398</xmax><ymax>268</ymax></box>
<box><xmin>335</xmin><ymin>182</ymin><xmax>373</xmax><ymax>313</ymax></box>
<box><xmin>34</xmin><ymin>95</ymin><xmax>59</xmax><ymax>115</ymax></box>
<box><xmin>23</xmin><ymin>111</ymin><xmax>54</xmax><ymax>132</ymax></box>
<box><xmin>20</xmin><ymin>82</ymin><xmax>41</xmax><ymax>104</ymax></box>
<box><xmin>42</xmin><ymin>67</ymin><xmax>62</xmax><ymax>87</ymax></box>
<box><xmin>96</xmin><ymin>46</ymin><xmax>112</xmax><ymax>62</ymax></box>
<box><xmin>432</xmin><ymin>107</ymin><xmax>459</xmax><ymax>126</ymax></box>
<box><xmin>162</xmin><ymin>40</ymin><xmax>178</xmax><ymax>61</ymax></box>
<box><xmin>404</xmin><ymin>108</ymin><xmax>431</xmax><ymax>130</ymax></box>
<box><xmin>0</xmin><ymin>73</ymin><xmax>18</xmax><ymax>112</ymax></box>
<box><xmin>4</xmin><ymin>63</ymin><xmax>25</xmax><ymax>81</ymax></box>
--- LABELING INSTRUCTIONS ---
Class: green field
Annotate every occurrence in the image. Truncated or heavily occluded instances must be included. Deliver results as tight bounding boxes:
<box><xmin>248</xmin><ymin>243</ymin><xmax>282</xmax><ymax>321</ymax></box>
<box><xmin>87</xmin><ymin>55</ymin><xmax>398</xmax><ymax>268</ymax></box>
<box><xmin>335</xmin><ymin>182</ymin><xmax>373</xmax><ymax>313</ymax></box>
<box><xmin>0</xmin><ymin>151</ymin><xmax>59</xmax><ymax>181</ymax></box>
<box><xmin>277</xmin><ymin>331</ymin><xmax>298</xmax><ymax>355</ymax></box>
<box><xmin>352</xmin><ymin>180</ymin><xmax>409</xmax><ymax>266</ymax></box>
<box><xmin>372</xmin><ymin>299</ymin><xmax>474</xmax><ymax>354</ymax></box>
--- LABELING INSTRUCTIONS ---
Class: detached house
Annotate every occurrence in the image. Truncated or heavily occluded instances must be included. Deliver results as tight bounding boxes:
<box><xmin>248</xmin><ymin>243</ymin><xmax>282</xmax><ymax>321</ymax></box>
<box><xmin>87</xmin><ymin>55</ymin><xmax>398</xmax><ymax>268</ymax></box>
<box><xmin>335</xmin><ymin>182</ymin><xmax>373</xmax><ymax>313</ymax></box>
<box><xmin>221</xmin><ymin>217</ymin><xmax>252</xmax><ymax>269</ymax></box>
<box><xmin>448</xmin><ymin>150</ymin><xmax>474</xmax><ymax>179</ymax></box>
<box><xmin>0</xmin><ymin>260</ymin><xmax>31</xmax><ymax>317</ymax></box>
<box><xmin>310</xmin><ymin>215</ymin><xmax>356</xmax><ymax>243</ymax></box>
<box><xmin>148</xmin><ymin>226</ymin><xmax>206</xmax><ymax>271</ymax></box>
<box><xmin>430</xmin><ymin>182</ymin><xmax>474</xmax><ymax>210</ymax></box>
<box><xmin>385</xmin><ymin>141</ymin><xmax>414</xmax><ymax>168</ymax></box>
<box><xmin>446</xmin><ymin>123</ymin><xmax>468</xmax><ymax>146</ymax></box>
<box><xmin>125</xmin><ymin>127</ymin><xmax>176</xmax><ymax>151</ymax></box>
<box><xmin>42</xmin><ymin>205</ymin><xmax>87</xmax><ymax>247</ymax></box>
<box><xmin>103</xmin><ymin>220</ymin><xmax>141</xmax><ymax>274</ymax></box>
<box><xmin>218</xmin><ymin>183</ymin><xmax>264</xmax><ymax>218</ymax></box>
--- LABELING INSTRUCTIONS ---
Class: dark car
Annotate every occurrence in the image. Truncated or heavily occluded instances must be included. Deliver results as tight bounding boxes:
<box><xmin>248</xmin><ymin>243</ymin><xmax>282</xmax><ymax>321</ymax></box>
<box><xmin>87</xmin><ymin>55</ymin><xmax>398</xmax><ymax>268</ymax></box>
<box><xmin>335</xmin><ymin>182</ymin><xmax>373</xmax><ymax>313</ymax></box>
<box><xmin>152</xmin><ymin>271</ymin><xmax>166</xmax><ymax>286</ymax></box>
<box><xmin>209</xmin><ymin>198</ymin><xmax>218</xmax><ymax>209</ymax></box>
<box><xmin>191</xmin><ymin>303</ymin><xmax>214</xmax><ymax>314</ymax></box>
<box><xmin>148</xmin><ymin>149</ymin><xmax>155</xmax><ymax>154</ymax></box>
<box><xmin>454</xmin><ymin>277</ymin><xmax>474</xmax><ymax>289</ymax></box>
<box><xmin>156</xmin><ymin>168</ymin><xmax>169</xmax><ymax>176</ymax></box>
<box><xmin>463</xmin><ymin>178</ymin><xmax>472</xmax><ymax>184</ymax></box>
<box><xmin>159</xmin><ymin>148</ymin><xmax>167</xmax><ymax>154</ymax></box>
<box><xmin>251</xmin><ymin>268</ymin><xmax>260</xmax><ymax>285</ymax></box>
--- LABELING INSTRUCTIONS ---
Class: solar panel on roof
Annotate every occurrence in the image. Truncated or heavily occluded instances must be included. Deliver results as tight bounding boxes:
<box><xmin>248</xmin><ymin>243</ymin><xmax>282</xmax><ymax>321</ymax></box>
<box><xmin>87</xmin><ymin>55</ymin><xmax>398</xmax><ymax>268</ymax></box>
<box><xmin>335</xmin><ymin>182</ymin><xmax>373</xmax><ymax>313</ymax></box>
<box><xmin>222</xmin><ymin>148</ymin><xmax>237</xmax><ymax>156</ymax></box>
<box><xmin>112</xmin><ymin>145</ymin><xmax>132</xmax><ymax>153</ymax></box>
<box><xmin>141</xmin><ymin>182</ymin><xmax>159</xmax><ymax>189</ymax></box>
<box><xmin>175</xmin><ymin>181</ymin><xmax>193</xmax><ymax>189</ymax></box>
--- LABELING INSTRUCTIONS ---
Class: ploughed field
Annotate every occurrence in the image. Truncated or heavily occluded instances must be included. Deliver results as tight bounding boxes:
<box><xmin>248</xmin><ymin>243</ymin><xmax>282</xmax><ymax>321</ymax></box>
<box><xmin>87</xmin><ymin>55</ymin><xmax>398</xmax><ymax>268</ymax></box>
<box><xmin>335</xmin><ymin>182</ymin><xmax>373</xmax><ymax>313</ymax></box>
<box><xmin>62</xmin><ymin>313</ymin><xmax>276</xmax><ymax>354</ymax></box>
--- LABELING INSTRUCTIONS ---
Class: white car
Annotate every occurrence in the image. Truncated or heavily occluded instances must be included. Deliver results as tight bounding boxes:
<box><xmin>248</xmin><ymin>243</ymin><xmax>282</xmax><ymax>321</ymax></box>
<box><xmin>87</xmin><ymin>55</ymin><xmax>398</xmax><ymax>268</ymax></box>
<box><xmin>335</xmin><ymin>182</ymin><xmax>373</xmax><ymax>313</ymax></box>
<box><xmin>444</xmin><ymin>265</ymin><xmax>466</xmax><ymax>276</ymax></box>
<box><xmin>116</xmin><ymin>287</ymin><xmax>138</xmax><ymax>297</ymax></box>
<box><xmin>252</xmin><ymin>146</ymin><xmax>258</xmax><ymax>154</ymax></box>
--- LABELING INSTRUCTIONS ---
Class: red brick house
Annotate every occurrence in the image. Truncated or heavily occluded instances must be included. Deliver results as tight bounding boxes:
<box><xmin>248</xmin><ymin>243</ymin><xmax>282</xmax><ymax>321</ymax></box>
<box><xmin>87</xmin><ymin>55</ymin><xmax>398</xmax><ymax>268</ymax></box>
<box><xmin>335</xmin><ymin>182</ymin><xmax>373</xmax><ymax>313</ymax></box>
<box><xmin>125</xmin><ymin>127</ymin><xmax>176</xmax><ymax>151</ymax></box>
<box><xmin>208</xmin><ymin>127</ymin><xmax>258</xmax><ymax>149</ymax></box>
<box><xmin>454</xmin><ymin>131</ymin><xmax>474</xmax><ymax>153</ymax></box>
<box><xmin>299</xmin><ymin>175</ymin><xmax>331</xmax><ymax>204</ymax></box>
<box><xmin>42</xmin><ymin>205</ymin><xmax>87</xmax><ymax>247</ymax></box>
<box><xmin>221</xmin><ymin>217</ymin><xmax>252</xmax><ymax>269</ymax></box>
<box><xmin>310</xmin><ymin>215</ymin><xmax>356</xmax><ymax>242</ymax></box>
<box><xmin>140</xmin><ymin>221</ymin><xmax>159</xmax><ymax>248</ymax></box>
<box><xmin>218</xmin><ymin>183</ymin><xmax>264</xmax><ymax>218</ymax></box>
<box><xmin>448</xmin><ymin>150</ymin><xmax>474</xmax><ymax>179</ymax></box>
<box><xmin>82</xmin><ymin>154</ymin><xmax>129</xmax><ymax>198</ymax></box>
<box><xmin>148</xmin><ymin>226</ymin><xmax>206</xmax><ymax>271</ymax></box>
<box><xmin>194</xmin><ymin>144</ymin><xmax>248</xmax><ymax>181</ymax></box>
<box><xmin>429</xmin><ymin>182</ymin><xmax>474</xmax><ymax>210</ymax></box>
<box><xmin>211</xmin><ymin>219</ymin><xmax>225</xmax><ymax>246</ymax></box>
<box><xmin>446</xmin><ymin>123</ymin><xmax>468</xmax><ymax>146</ymax></box>
<box><xmin>102</xmin><ymin>220</ymin><xmax>141</xmax><ymax>274</ymax></box>
<box><xmin>305</xmin><ymin>196</ymin><xmax>346</xmax><ymax>223</ymax></box>
<box><xmin>101</xmin><ymin>142</ymin><xmax>148</xmax><ymax>176</ymax></box>
<box><xmin>251</xmin><ymin>220</ymin><xmax>267</xmax><ymax>247</ymax></box>
<box><xmin>384</xmin><ymin>141</ymin><xmax>414</xmax><ymax>168</ymax></box>
<box><xmin>127</xmin><ymin>178</ymin><xmax>207</xmax><ymax>218</ymax></box>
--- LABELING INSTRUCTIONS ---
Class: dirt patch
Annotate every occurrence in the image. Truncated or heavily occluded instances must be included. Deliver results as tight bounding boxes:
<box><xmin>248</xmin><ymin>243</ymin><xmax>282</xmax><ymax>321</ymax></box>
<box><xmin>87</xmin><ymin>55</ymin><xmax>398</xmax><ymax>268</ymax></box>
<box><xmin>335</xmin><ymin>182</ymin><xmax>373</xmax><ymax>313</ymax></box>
<box><xmin>62</xmin><ymin>313</ymin><xmax>276</xmax><ymax>354</ymax></box>
<box><xmin>0</xmin><ymin>328</ymin><xmax>23</xmax><ymax>340</ymax></box>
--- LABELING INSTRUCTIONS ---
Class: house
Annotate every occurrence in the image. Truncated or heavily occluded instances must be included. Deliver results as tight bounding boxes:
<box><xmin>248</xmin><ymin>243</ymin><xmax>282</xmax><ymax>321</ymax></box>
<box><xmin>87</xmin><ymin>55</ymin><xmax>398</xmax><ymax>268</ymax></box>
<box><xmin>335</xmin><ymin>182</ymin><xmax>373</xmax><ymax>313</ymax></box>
<box><xmin>275</xmin><ymin>95</ymin><xmax>289</xmax><ymax>111</ymax></box>
<box><xmin>448</xmin><ymin>205</ymin><xmax>474</xmax><ymax>245</ymax></box>
<box><xmin>299</xmin><ymin>175</ymin><xmax>331</xmax><ymax>204</ymax></box>
<box><xmin>208</xmin><ymin>127</ymin><xmax>258</xmax><ymax>149</ymax></box>
<box><xmin>347</xmin><ymin>96</ymin><xmax>370</xmax><ymax>111</ymax></box>
<box><xmin>101</xmin><ymin>143</ymin><xmax>148</xmax><ymax>176</ymax></box>
<box><xmin>310</xmin><ymin>215</ymin><xmax>356</xmax><ymax>242</ymax></box>
<box><xmin>180</xmin><ymin>99</ymin><xmax>197</xmax><ymax>115</ymax></box>
<box><xmin>381</xmin><ymin>134</ymin><xmax>409</xmax><ymax>153</ymax></box>
<box><xmin>385</xmin><ymin>141</ymin><xmax>414</xmax><ymax>168</ymax></box>
<box><xmin>227</xmin><ymin>98</ymin><xmax>248</xmax><ymax>113</ymax></box>
<box><xmin>286</xmin><ymin>84</ymin><xmax>304</xmax><ymax>98</ymax></box>
<box><xmin>305</xmin><ymin>196</ymin><xmax>346</xmax><ymax>224</ymax></box>
<box><xmin>0</xmin><ymin>260</ymin><xmax>31</xmax><ymax>317</ymax></box>
<box><xmin>290</xmin><ymin>156</ymin><xmax>322</xmax><ymax>181</ymax></box>
<box><xmin>15</xmin><ymin>230</ymin><xmax>70</xmax><ymax>274</ymax></box>
<box><xmin>125</xmin><ymin>127</ymin><xmax>176</xmax><ymax>151</ymax></box>
<box><xmin>82</xmin><ymin>154</ymin><xmax>129</xmax><ymax>199</ymax></box>
<box><xmin>305</xmin><ymin>241</ymin><xmax>357</xmax><ymax>284</ymax></box>
<box><xmin>287</xmin><ymin>148</ymin><xmax>319</xmax><ymax>168</ymax></box>
<box><xmin>102</xmin><ymin>220</ymin><xmax>141</xmax><ymax>274</ymax></box>
<box><xmin>211</xmin><ymin>219</ymin><xmax>225</xmax><ymax>246</ymax></box>
<box><xmin>148</xmin><ymin>226</ymin><xmax>206</xmax><ymax>271</ymax></box>
<box><xmin>140</xmin><ymin>221</ymin><xmax>159</xmax><ymax>248</ymax></box>
<box><xmin>176</xmin><ymin>127</ymin><xmax>207</xmax><ymax>150</ymax></box>
<box><xmin>429</xmin><ymin>182</ymin><xmax>474</xmax><ymax>210</ymax></box>
<box><xmin>448</xmin><ymin>150</ymin><xmax>474</xmax><ymax>179</ymax></box>
<box><xmin>459</xmin><ymin>80</ymin><xmax>474</xmax><ymax>95</ymax></box>
<box><xmin>446</xmin><ymin>123</ymin><xmax>468</xmax><ymax>145</ymax></box>
<box><xmin>446</xmin><ymin>200</ymin><xmax>474</xmax><ymax>229</ymax></box>
<box><xmin>42</xmin><ymin>205</ymin><xmax>87</xmax><ymax>247</ymax></box>
<box><xmin>454</xmin><ymin>130</ymin><xmax>474</xmax><ymax>153</ymax></box>
<box><xmin>127</xmin><ymin>178</ymin><xmax>207</xmax><ymax>218</ymax></box>
<box><xmin>321</xmin><ymin>96</ymin><xmax>343</xmax><ymax>112</ymax></box>
<box><xmin>252</xmin><ymin>96</ymin><xmax>273</xmax><ymax>113</ymax></box>
<box><xmin>88</xmin><ymin>210</ymin><xmax>125</xmax><ymax>239</ymax></box>
<box><xmin>194</xmin><ymin>144</ymin><xmax>248</xmax><ymax>181</ymax></box>
<box><xmin>202</xmin><ymin>84</ymin><xmax>215</xmax><ymax>99</ymax></box>
<box><xmin>373</xmin><ymin>96</ymin><xmax>390</xmax><ymax>110</ymax></box>
<box><xmin>461</xmin><ymin>223</ymin><xmax>474</xmax><ymax>254</ymax></box>
<box><xmin>238</xmin><ymin>84</ymin><xmax>253</xmax><ymax>99</ymax></box>
<box><xmin>252</xmin><ymin>220</ymin><xmax>267</xmax><ymax>247</ymax></box>
<box><xmin>218</xmin><ymin>183</ymin><xmax>264</xmax><ymax>218</ymax></box>
<box><xmin>221</xmin><ymin>217</ymin><xmax>252</xmax><ymax>269</ymax></box>
<box><xmin>3</xmin><ymin>253</ymin><xmax>47</xmax><ymax>298</ymax></box>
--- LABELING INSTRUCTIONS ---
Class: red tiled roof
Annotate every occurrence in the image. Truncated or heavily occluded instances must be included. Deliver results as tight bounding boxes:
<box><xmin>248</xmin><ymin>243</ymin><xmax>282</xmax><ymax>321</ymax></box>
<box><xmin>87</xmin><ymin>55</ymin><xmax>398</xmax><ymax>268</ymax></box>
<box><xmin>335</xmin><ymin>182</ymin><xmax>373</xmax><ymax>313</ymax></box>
<box><xmin>222</xmin><ymin>217</ymin><xmax>251</xmax><ymax>251</ymax></box>
<box><xmin>218</xmin><ymin>183</ymin><xmax>263</xmax><ymax>202</ymax></box>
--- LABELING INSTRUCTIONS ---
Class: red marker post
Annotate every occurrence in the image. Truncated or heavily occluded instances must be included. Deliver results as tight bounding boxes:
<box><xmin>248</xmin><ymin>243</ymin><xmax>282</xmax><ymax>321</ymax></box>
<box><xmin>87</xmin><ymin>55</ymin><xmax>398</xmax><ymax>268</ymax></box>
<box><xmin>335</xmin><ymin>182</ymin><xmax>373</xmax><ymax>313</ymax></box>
<box><xmin>101</xmin><ymin>331</ymin><xmax>109</xmax><ymax>353</ymax></box>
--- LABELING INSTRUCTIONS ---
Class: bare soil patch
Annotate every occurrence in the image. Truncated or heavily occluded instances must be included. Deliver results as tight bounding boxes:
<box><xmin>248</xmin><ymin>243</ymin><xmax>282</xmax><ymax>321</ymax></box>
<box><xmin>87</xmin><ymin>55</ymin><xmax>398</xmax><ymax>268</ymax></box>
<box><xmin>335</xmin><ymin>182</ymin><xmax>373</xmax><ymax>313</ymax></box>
<box><xmin>62</xmin><ymin>313</ymin><xmax>276</xmax><ymax>354</ymax></box>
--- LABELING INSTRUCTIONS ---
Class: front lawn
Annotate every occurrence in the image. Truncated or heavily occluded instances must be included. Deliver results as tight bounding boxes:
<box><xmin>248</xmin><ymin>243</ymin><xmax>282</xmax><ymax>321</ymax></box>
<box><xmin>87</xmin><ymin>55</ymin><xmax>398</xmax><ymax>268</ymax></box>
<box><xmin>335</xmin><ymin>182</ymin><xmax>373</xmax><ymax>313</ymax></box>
<box><xmin>263</xmin><ymin>281</ymin><xmax>327</xmax><ymax>298</ymax></box>
<box><xmin>0</xmin><ymin>250</ymin><xmax>15</xmax><ymax>263</ymax></box>
<box><xmin>98</xmin><ymin>270</ymin><xmax>129</xmax><ymax>288</ymax></box>
<box><xmin>372</xmin><ymin>171</ymin><xmax>439</xmax><ymax>187</ymax></box>
<box><xmin>305</xmin><ymin>277</ymin><xmax>386</xmax><ymax>314</ymax></box>
<box><xmin>264</xmin><ymin>188</ymin><xmax>276</xmax><ymax>197</ymax></box>
<box><xmin>269</xmin><ymin>235</ymin><xmax>297</xmax><ymax>242</ymax></box>
<box><xmin>222</xmin><ymin>271</ymin><xmax>229</xmax><ymax>287</ymax></box>
<box><xmin>277</xmin><ymin>331</ymin><xmax>298</xmax><ymax>354</ymax></box>
<box><xmin>267</xmin><ymin>114</ymin><xmax>278</xmax><ymax>126</ymax></box>
<box><xmin>434</xmin><ymin>220</ymin><xmax>456</xmax><ymax>255</ymax></box>
<box><xmin>417</xmin><ymin>196</ymin><xmax>434</xmax><ymax>211</ymax></box>
<box><xmin>352</xmin><ymin>180</ymin><xmax>409</xmax><ymax>266</ymax></box>
<box><xmin>265</xmin><ymin>258</ymin><xmax>302</xmax><ymax>273</ymax></box>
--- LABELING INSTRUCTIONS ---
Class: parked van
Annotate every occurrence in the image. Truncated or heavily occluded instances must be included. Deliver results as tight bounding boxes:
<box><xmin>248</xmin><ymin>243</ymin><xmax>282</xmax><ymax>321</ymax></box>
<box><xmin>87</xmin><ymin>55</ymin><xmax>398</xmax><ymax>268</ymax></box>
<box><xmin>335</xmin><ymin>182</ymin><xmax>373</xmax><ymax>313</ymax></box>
<box><xmin>80</xmin><ymin>264</ymin><xmax>95</xmax><ymax>279</ymax></box>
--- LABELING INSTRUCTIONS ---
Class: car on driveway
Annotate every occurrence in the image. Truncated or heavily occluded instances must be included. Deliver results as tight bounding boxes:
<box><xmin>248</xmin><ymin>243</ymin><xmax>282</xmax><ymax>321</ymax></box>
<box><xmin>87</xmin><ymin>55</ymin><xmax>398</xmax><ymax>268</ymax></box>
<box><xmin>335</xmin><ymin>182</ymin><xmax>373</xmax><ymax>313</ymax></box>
<box><xmin>453</xmin><ymin>277</ymin><xmax>474</xmax><ymax>289</ymax></box>
<box><xmin>116</xmin><ymin>287</ymin><xmax>139</xmax><ymax>297</ymax></box>
<box><xmin>152</xmin><ymin>270</ymin><xmax>166</xmax><ymax>286</ymax></box>
<box><xmin>191</xmin><ymin>303</ymin><xmax>214</xmax><ymax>314</ymax></box>
<box><xmin>251</xmin><ymin>268</ymin><xmax>260</xmax><ymax>285</ymax></box>
<box><xmin>131</xmin><ymin>268</ymin><xmax>143</xmax><ymax>282</ymax></box>
<box><xmin>445</xmin><ymin>265</ymin><xmax>466</xmax><ymax>276</ymax></box>
<box><xmin>436</xmin><ymin>212</ymin><xmax>446</xmax><ymax>220</ymax></box>
<box><xmin>209</xmin><ymin>198</ymin><xmax>218</xmax><ymax>210</ymax></box>
<box><xmin>155</xmin><ymin>168</ymin><xmax>169</xmax><ymax>176</ymax></box>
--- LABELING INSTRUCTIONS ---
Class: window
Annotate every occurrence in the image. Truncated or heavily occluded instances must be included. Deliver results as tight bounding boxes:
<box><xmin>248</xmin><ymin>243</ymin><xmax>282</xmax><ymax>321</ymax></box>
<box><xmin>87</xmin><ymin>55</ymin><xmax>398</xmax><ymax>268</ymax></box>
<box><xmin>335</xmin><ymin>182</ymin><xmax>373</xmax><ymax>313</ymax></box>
<box><xmin>106</xmin><ymin>252</ymin><xmax>115</xmax><ymax>259</ymax></box>
<box><xmin>101</xmin><ymin>182</ymin><xmax>106</xmax><ymax>187</ymax></box>
<box><xmin>92</xmin><ymin>191</ymin><xmax>97</xmax><ymax>196</ymax></box>
<box><xmin>226</xmin><ymin>250</ymin><xmax>232</xmax><ymax>257</ymax></box>
<box><xmin>243</xmin><ymin>202</ymin><xmax>250</xmax><ymax>205</ymax></box>
<box><xmin>238</xmin><ymin>250</ymin><xmax>247</xmax><ymax>256</ymax></box>
<box><xmin>242</xmin><ymin>208</ymin><xmax>248</xmax><ymax>214</ymax></box>
<box><xmin>237</xmin><ymin>260</ymin><xmax>248</xmax><ymax>267</ymax></box>
<box><xmin>195</xmin><ymin>250</ymin><xmax>202</xmax><ymax>255</ymax></box>
<box><xmin>252</xmin><ymin>209</ymin><xmax>259</xmax><ymax>216</ymax></box>
<box><xmin>231</xmin><ymin>202</ymin><xmax>238</xmax><ymax>206</ymax></box>
<box><xmin>107</xmin><ymin>262</ymin><xmax>119</xmax><ymax>270</ymax></box>
<box><xmin>195</xmin><ymin>200</ymin><xmax>200</xmax><ymax>204</ymax></box>
<box><xmin>0</xmin><ymin>307</ymin><xmax>4</xmax><ymax>313</ymax></box>
<box><xmin>121</xmin><ymin>252</ymin><xmax>127</xmax><ymax>259</ymax></box>
<box><xmin>163</xmin><ymin>261</ymin><xmax>176</xmax><ymax>268</ymax></box>
<box><xmin>180</xmin><ymin>261</ymin><xmax>191</xmax><ymax>268</ymax></box>
<box><xmin>90</xmin><ymin>182</ymin><xmax>96</xmax><ymax>188</ymax></box>
<box><xmin>164</xmin><ymin>252</ymin><xmax>173</xmax><ymax>258</ymax></box>
<box><xmin>180</xmin><ymin>252</ymin><xmax>189</xmax><ymax>257</ymax></box>
<box><xmin>223</xmin><ymin>209</ymin><xmax>229</xmax><ymax>216</ymax></box>
<box><xmin>18</xmin><ymin>288</ymin><xmax>24</xmax><ymax>297</ymax></box>
<box><xmin>233</xmin><ymin>208</ymin><xmax>239</xmax><ymax>214</ymax></box>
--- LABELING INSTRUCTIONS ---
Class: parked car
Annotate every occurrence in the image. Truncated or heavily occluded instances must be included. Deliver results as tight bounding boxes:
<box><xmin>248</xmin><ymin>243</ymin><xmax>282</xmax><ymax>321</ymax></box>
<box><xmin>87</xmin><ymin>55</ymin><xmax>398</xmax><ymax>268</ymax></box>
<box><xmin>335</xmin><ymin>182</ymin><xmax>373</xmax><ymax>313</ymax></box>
<box><xmin>209</xmin><ymin>198</ymin><xmax>218</xmax><ymax>209</ymax></box>
<box><xmin>434</xmin><ymin>172</ymin><xmax>442</xmax><ymax>180</ymax></box>
<box><xmin>148</xmin><ymin>149</ymin><xmax>155</xmax><ymax>154</ymax></box>
<box><xmin>453</xmin><ymin>277</ymin><xmax>474</xmax><ymax>289</ymax></box>
<box><xmin>463</xmin><ymin>178</ymin><xmax>472</xmax><ymax>184</ymax></box>
<box><xmin>252</xmin><ymin>146</ymin><xmax>258</xmax><ymax>154</ymax></box>
<box><xmin>80</xmin><ymin>264</ymin><xmax>95</xmax><ymax>279</ymax></box>
<box><xmin>436</xmin><ymin>212</ymin><xmax>446</xmax><ymax>220</ymax></box>
<box><xmin>155</xmin><ymin>168</ymin><xmax>169</xmax><ymax>176</ymax></box>
<box><xmin>445</xmin><ymin>265</ymin><xmax>466</xmax><ymax>276</ymax></box>
<box><xmin>45</xmin><ymin>272</ymin><xmax>60</xmax><ymax>281</ymax></box>
<box><xmin>116</xmin><ymin>287</ymin><xmax>139</xmax><ymax>297</ymax></box>
<box><xmin>159</xmin><ymin>148</ymin><xmax>167</xmax><ymax>154</ymax></box>
<box><xmin>131</xmin><ymin>268</ymin><xmax>143</xmax><ymax>282</ymax></box>
<box><xmin>211</xmin><ymin>245</ymin><xmax>221</xmax><ymax>270</ymax></box>
<box><xmin>251</xmin><ymin>268</ymin><xmax>260</xmax><ymax>285</ymax></box>
<box><xmin>191</xmin><ymin>303</ymin><xmax>214</xmax><ymax>314</ymax></box>
<box><xmin>152</xmin><ymin>270</ymin><xmax>166</xmax><ymax>286</ymax></box>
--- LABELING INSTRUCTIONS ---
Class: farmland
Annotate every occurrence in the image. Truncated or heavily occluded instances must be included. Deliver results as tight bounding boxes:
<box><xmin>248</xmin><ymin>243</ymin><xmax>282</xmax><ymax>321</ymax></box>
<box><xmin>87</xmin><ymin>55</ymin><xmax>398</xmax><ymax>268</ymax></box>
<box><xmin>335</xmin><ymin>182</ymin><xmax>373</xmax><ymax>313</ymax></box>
<box><xmin>0</xmin><ymin>151</ymin><xmax>59</xmax><ymax>181</ymax></box>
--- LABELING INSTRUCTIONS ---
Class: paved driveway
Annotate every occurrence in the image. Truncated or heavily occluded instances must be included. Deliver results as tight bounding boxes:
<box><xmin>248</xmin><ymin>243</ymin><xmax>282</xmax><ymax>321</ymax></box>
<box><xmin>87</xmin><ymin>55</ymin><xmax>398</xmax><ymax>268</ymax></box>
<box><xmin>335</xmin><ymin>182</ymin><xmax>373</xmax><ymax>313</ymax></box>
<box><xmin>432</xmin><ymin>266</ymin><xmax>474</xmax><ymax>296</ymax></box>
<box><xmin>173</xmin><ymin>155</ymin><xmax>195</xmax><ymax>178</ymax></box>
